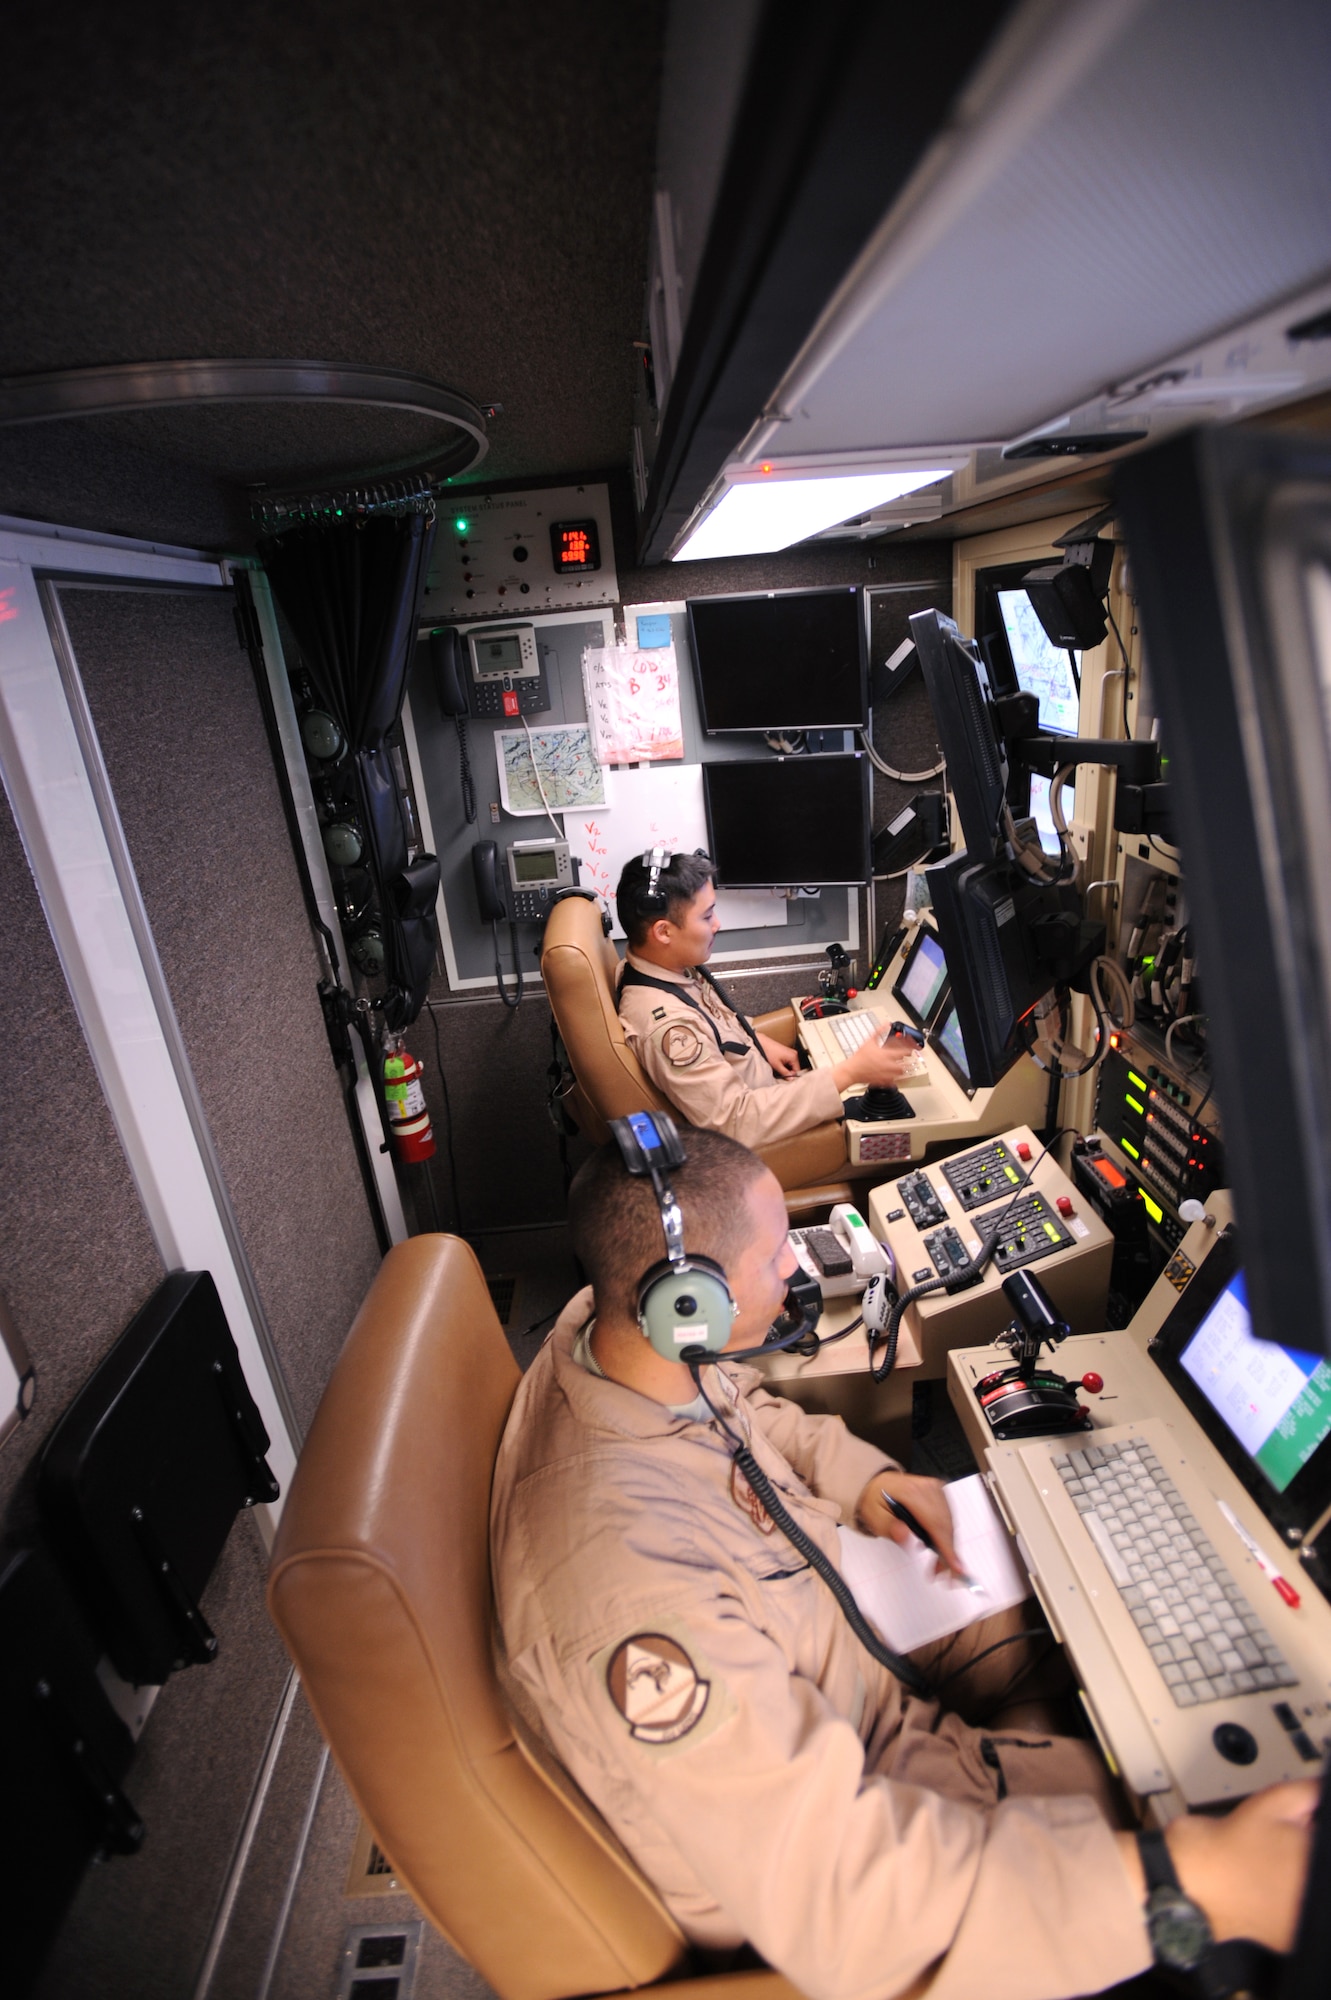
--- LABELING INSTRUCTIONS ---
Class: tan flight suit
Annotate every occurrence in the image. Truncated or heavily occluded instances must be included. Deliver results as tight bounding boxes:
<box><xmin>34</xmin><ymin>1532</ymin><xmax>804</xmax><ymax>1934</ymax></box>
<box><xmin>617</xmin><ymin>952</ymin><xmax>846</xmax><ymax>1150</ymax></box>
<box><xmin>490</xmin><ymin>1293</ymin><xmax>1151</xmax><ymax>2000</ymax></box>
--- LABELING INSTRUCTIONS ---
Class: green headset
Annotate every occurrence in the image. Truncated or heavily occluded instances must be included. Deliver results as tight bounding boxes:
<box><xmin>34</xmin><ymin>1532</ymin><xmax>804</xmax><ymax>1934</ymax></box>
<box><xmin>609</xmin><ymin>1111</ymin><xmax>738</xmax><ymax>1358</ymax></box>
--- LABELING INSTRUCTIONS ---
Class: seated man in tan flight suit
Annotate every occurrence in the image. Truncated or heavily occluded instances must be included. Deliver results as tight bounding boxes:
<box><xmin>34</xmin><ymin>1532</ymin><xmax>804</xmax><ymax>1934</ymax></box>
<box><xmin>491</xmin><ymin>1128</ymin><xmax>1313</xmax><ymax>2000</ymax></box>
<box><xmin>615</xmin><ymin>849</ymin><xmax>914</xmax><ymax>1151</ymax></box>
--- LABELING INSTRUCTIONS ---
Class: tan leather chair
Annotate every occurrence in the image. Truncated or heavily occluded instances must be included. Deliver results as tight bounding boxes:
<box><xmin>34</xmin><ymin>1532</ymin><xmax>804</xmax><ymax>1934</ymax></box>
<box><xmin>539</xmin><ymin>893</ymin><xmax>863</xmax><ymax>1218</ymax></box>
<box><xmin>268</xmin><ymin>1236</ymin><xmax>801</xmax><ymax>2000</ymax></box>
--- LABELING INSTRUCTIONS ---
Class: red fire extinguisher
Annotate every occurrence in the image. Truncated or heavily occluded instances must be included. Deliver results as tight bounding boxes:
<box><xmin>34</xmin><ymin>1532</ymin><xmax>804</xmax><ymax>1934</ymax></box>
<box><xmin>383</xmin><ymin>1036</ymin><xmax>436</xmax><ymax>1165</ymax></box>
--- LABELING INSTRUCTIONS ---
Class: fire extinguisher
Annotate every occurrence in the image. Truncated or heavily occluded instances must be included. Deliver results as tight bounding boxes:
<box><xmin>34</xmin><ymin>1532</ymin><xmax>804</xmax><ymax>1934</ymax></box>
<box><xmin>383</xmin><ymin>1036</ymin><xmax>436</xmax><ymax>1165</ymax></box>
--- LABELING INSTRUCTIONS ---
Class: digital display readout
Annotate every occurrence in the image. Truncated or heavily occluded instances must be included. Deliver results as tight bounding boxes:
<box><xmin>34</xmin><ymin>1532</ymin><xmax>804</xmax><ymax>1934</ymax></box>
<box><xmin>474</xmin><ymin>633</ymin><xmax>524</xmax><ymax>673</ymax></box>
<box><xmin>550</xmin><ymin>520</ymin><xmax>600</xmax><ymax>572</ymax></box>
<box><xmin>513</xmin><ymin>849</ymin><xmax>559</xmax><ymax>884</ymax></box>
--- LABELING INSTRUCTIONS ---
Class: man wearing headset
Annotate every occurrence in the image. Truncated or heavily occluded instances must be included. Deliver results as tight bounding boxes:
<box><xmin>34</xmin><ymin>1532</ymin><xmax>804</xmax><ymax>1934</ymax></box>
<box><xmin>615</xmin><ymin>849</ymin><xmax>915</xmax><ymax>1149</ymax></box>
<box><xmin>491</xmin><ymin>1125</ymin><xmax>1313</xmax><ymax>2000</ymax></box>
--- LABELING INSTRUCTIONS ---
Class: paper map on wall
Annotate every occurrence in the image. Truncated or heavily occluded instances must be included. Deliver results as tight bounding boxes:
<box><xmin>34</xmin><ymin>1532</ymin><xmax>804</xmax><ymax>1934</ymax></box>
<box><xmin>569</xmin><ymin>762</ymin><xmax>787</xmax><ymax>939</ymax></box>
<box><xmin>581</xmin><ymin>642</ymin><xmax>685</xmax><ymax>764</ymax></box>
<box><xmin>495</xmin><ymin>723</ymin><xmax>606</xmax><ymax>816</ymax></box>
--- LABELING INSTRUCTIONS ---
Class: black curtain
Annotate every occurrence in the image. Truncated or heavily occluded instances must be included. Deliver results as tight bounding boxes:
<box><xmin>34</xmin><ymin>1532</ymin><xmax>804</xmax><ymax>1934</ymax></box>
<box><xmin>261</xmin><ymin>511</ymin><xmax>440</xmax><ymax>1028</ymax></box>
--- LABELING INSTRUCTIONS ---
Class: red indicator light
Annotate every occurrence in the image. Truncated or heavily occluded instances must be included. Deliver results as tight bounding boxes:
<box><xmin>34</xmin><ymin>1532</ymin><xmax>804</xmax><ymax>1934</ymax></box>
<box><xmin>761</xmin><ymin>462</ymin><xmax>772</xmax><ymax>473</ymax></box>
<box><xmin>1109</xmin><ymin>1033</ymin><xmax>1119</xmax><ymax>1047</ymax></box>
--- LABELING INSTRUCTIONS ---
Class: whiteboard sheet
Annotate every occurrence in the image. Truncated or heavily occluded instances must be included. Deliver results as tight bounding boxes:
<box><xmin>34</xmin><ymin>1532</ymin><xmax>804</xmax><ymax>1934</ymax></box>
<box><xmin>567</xmin><ymin>764</ymin><xmax>786</xmax><ymax>938</ymax></box>
<box><xmin>835</xmin><ymin>1475</ymin><xmax>1029</xmax><ymax>1652</ymax></box>
<box><xmin>582</xmin><ymin>641</ymin><xmax>685</xmax><ymax>763</ymax></box>
<box><xmin>495</xmin><ymin>722</ymin><xmax>606</xmax><ymax>815</ymax></box>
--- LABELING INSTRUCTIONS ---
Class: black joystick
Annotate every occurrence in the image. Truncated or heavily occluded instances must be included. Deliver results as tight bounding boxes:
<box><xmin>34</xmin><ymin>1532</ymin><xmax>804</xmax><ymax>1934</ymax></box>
<box><xmin>845</xmin><ymin>1086</ymin><xmax>915</xmax><ymax>1123</ymax></box>
<box><xmin>976</xmin><ymin>1270</ymin><xmax>1090</xmax><ymax>1440</ymax></box>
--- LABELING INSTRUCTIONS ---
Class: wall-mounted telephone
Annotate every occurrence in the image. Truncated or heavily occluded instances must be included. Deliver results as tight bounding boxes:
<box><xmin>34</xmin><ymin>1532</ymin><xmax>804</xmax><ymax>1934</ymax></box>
<box><xmin>473</xmin><ymin>840</ymin><xmax>523</xmax><ymax>1008</ymax></box>
<box><xmin>464</xmin><ymin>624</ymin><xmax>550</xmax><ymax>718</ymax></box>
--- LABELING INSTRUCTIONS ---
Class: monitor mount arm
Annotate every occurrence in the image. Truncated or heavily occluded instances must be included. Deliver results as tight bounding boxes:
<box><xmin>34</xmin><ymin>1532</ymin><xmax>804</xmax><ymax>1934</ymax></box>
<box><xmin>994</xmin><ymin>693</ymin><xmax>1172</xmax><ymax>838</ymax></box>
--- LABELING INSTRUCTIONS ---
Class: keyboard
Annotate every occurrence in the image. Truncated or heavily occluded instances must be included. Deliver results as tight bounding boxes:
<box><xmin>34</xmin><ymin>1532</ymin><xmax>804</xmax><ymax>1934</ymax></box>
<box><xmin>1051</xmin><ymin>1437</ymin><xmax>1297</xmax><ymax>1706</ymax></box>
<box><xmin>800</xmin><ymin>1007</ymin><xmax>930</xmax><ymax>1083</ymax></box>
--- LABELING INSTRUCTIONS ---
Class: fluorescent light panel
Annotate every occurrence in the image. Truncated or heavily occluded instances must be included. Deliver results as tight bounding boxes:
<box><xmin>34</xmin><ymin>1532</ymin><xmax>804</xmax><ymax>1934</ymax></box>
<box><xmin>674</xmin><ymin>466</ymin><xmax>954</xmax><ymax>561</ymax></box>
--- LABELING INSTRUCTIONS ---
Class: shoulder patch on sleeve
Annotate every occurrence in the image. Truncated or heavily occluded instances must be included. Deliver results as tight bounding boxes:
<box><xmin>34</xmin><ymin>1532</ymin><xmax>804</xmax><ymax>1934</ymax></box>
<box><xmin>660</xmin><ymin>1022</ymin><xmax>706</xmax><ymax>1068</ymax></box>
<box><xmin>651</xmin><ymin>1005</ymin><xmax>666</xmax><ymax>1020</ymax></box>
<box><xmin>607</xmin><ymin>1634</ymin><xmax>709</xmax><ymax>1743</ymax></box>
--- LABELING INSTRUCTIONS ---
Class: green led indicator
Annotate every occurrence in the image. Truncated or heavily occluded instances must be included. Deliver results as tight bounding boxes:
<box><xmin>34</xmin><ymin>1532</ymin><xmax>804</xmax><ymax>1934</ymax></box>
<box><xmin>455</xmin><ymin>517</ymin><xmax>469</xmax><ymax>534</ymax></box>
<box><xmin>1121</xmin><ymin>1137</ymin><xmax>1140</xmax><ymax>1159</ymax></box>
<box><xmin>1141</xmin><ymin>954</ymin><xmax>1155</xmax><ymax>973</ymax></box>
<box><xmin>1005</xmin><ymin>1165</ymin><xmax>1018</xmax><ymax>1182</ymax></box>
<box><xmin>1125</xmin><ymin>1093</ymin><xmax>1145</xmax><ymax>1116</ymax></box>
<box><xmin>1127</xmin><ymin>1069</ymin><xmax>1147</xmax><ymax>1091</ymax></box>
<box><xmin>1141</xmin><ymin>1192</ymin><xmax>1164</xmax><ymax>1224</ymax></box>
<box><xmin>1044</xmin><ymin>1222</ymin><xmax>1060</xmax><ymax>1241</ymax></box>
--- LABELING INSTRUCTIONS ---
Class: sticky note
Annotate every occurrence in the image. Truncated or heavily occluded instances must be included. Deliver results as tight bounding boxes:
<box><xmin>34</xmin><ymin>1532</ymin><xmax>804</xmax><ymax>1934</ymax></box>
<box><xmin>636</xmin><ymin>614</ymin><xmax>671</xmax><ymax>649</ymax></box>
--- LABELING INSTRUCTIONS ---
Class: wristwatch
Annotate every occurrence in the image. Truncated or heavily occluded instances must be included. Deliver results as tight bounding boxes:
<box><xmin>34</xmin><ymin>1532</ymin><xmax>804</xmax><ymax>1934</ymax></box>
<box><xmin>1139</xmin><ymin>1826</ymin><xmax>1214</xmax><ymax>1973</ymax></box>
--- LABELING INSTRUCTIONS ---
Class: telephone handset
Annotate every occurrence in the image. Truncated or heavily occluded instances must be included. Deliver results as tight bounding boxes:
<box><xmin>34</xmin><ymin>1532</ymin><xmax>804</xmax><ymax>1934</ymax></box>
<box><xmin>829</xmin><ymin>1204</ymin><xmax>890</xmax><ymax>1280</ymax></box>
<box><xmin>432</xmin><ymin>628</ymin><xmax>469</xmax><ymax>717</ymax></box>
<box><xmin>472</xmin><ymin>840</ymin><xmax>507</xmax><ymax>923</ymax></box>
<box><xmin>433</xmin><ymin>628</ymin><xmax>477</xmax><ymax>822</ymax></box>
<box><xmin>473</xmin><ymin>841</ymin><xmax>523</xmax><ymax>1008</ymax></box>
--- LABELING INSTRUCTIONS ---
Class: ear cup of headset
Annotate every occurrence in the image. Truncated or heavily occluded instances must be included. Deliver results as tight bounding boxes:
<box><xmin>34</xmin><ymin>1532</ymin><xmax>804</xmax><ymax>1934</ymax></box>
<box><xmin>637</xmin><ymin>1254</ymin><xmax>736</xmax><ymax>1358</ymax></box>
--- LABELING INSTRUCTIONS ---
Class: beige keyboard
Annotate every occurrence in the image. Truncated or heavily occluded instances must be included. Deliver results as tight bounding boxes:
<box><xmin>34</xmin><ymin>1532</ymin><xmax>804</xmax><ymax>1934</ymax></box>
<box><xmin>799</xmin><ymin>1006</ymin><xmax>929</xmax><ymax>1083</ymax></box>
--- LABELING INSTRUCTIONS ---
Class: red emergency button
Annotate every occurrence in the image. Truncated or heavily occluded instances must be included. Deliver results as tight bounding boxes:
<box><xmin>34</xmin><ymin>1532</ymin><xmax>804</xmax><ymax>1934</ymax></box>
<box><xmin>1016</xmin><ymin>1142</ymin><xmax>1032</xmax><ymax>1161</ymax></box>
<box><xmin>1056</xmin><ymin>1195</ymin><xmax>1074</xmax><ymax>1217</ymax></box>
<box><xmin>1081</xmin><ymin>1372</ymin><xmax>1104</xmax><ymax>1394</ymax></box>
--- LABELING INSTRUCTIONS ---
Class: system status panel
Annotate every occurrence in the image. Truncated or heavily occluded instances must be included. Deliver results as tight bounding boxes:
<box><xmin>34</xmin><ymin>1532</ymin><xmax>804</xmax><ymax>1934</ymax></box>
<box><xmin>422</xmin><ymin>483</ymin><xmax>618</xmax><ymax>620</ymax></box>
<box><xmin>1094</xmin><ymin>1027</ymin><xmax>1225</xmax><ymax>1246</ymax></box>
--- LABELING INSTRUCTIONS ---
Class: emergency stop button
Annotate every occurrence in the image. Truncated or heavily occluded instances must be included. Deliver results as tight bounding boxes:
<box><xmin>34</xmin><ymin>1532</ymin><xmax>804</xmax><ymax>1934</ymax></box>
<box><xmin>1056</xmin><ymin>1195</ymin><xmax>1074</xmax><ymax>1217</ymax></box>
<box><xmin>1016</xmin><ymin>1142</ymin><xmax>1032</xmax><ymax>1161</ymax></box>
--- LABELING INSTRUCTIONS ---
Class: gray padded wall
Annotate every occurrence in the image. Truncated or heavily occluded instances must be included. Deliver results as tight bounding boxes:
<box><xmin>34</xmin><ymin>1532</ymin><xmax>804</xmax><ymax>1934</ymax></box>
<box><xmin>60</xmin><ymin>583</ymin><xmax>381</xmax><ymax>1434</ymax></box>
<box><xmin>0</xmin><ymin>791</ymin><xmax>164</xmax><ymax>1521</ymax></box>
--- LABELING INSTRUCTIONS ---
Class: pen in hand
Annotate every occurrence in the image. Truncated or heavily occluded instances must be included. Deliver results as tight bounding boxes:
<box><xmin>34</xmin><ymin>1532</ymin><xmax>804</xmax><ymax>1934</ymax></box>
<box><xmin>880</xmin><ymin>1489</ymin><xmax>981</xmax><ymax>1591</ymax></box>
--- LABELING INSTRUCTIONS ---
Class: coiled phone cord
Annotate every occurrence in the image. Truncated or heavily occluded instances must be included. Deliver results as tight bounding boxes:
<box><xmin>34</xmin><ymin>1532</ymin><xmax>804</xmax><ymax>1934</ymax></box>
<box><xmin>491</xmin><ymin>916</ymin><xmax>524</xmax><ymax>1009</ymax></box>
<box><xmin>685</xmin><ymin>1358</ymin><xmax>1049</xmax><ymax>1702</ymax></box>
<box><xmin>686</xmin><ymin>1358</ymin><xmax>930</xmax><ymax>1697</ymax></box>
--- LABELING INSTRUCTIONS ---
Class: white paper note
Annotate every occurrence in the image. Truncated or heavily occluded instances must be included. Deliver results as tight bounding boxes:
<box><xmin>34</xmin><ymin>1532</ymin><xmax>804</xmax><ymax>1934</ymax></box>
<box><xmin>582</xmin><ymin>642</ymin><xmax>685</xmax><ymax>763</ymax></box>
<box><xmin>835</xmin><ymin>1474</ymin><xmax>1029</xmax><ymax>1653</ymax></box>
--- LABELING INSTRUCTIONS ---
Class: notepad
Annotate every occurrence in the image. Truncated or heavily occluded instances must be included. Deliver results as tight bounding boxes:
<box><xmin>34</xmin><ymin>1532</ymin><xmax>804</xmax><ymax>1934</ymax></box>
<box><xmin>836</xmin><ymin>1475</ymin><xmax>1030</xmax><ymax>1652</ymax></box>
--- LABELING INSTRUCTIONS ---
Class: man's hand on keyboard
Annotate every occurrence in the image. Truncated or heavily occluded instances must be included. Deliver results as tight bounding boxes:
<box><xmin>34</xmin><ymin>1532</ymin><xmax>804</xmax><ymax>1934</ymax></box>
<box><xmin>1117</xmin><ymin>1781</ymin><xmax>1317</xmax><ymax>1954</ymax></box>
<box><xmin>757</xmin><ymin>1031</ymin><xmax>802</xmax><ymax>1078</ymax></box>
<box><xmin>833</xmin><ymin>1031</ymin><xmax>916</xmax><ymax>1096</ymax></box>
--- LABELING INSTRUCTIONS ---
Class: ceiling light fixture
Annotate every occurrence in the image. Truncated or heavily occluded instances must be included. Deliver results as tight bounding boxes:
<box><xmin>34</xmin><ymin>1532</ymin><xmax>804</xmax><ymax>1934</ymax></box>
<box><xmin>671</xmin><ymin>460</ymin><xmax>956</xmax><ymax>561</ymax></box>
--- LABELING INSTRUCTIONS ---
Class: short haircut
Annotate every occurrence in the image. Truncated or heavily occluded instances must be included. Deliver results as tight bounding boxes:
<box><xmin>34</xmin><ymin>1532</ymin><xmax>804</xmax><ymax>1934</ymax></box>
<box><xmin>615</xmin><ymin>850</ymin><xmax>717</xmax><ymax>948</ymax></box>
<box><xmin>568</xmin><ymin>1125</ymin><xmax>770</xmax><ymax>1325</ymax></box>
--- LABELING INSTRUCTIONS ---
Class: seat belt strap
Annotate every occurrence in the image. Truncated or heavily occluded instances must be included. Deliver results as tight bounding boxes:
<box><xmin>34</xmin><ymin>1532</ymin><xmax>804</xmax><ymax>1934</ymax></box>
<box><xmin>619</xmin><ymin>965</ymin><xmax>750</xmax><ymax>1058</ymax></box>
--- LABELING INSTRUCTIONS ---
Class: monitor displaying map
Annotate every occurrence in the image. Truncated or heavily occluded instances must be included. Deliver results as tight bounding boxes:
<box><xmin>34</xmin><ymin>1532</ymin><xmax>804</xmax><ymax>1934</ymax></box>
<box><xmin>997</xmin><ymin>588</ymin><xmax>1080</xmax><ymax>735</ymax></box>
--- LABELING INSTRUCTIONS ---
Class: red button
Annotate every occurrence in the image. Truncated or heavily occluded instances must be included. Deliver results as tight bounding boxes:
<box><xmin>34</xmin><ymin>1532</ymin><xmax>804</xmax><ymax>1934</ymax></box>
<box><xmin>1056</xmin><ymin>1195</ymin><xmax>1074</xmax><ymax>1216</ymax></box>
<box><xmin>1016</xmin><ymin>1142</ymin><xmax>1032</xmax><ymax>1161</ymax></box>
<box><xmin>1081</xmin><ymin>1372</ymin><xmax>1104</xmax><ymax>1394</ymax></box>
<box><xmin>502</xmin><ymin>690</ymin><xmax>519</xmax><ymax>716</ymax></box>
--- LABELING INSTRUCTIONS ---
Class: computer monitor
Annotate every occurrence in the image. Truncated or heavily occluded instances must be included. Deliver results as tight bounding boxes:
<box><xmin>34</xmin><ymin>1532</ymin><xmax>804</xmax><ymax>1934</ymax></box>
<box><xmin>702</xmin><ymin>754</ymin><xmax>871</xmax><ymax>888</ymax></box>
<box><xmin>687</xmin><ymin>587</ymin><xmax>868</xmax><ymax>733</ymax></box>
<box><xmin>1118</xmin><ymin>426</ymin><xmax>1331</xmax><ymax>1362</ymax></box>
<box><xmin>928</xmin><ymin>1001</ymin><xmax>976</xmax><ymax>1098</ymax></box>
<box><xmin>1147</xmin><ymin>1236</ymin><xmax>1331</xmax><ymax>1544</ymax></box>
<box><xmin>996</xmin><ymin>588</ymin><xmax>1081</xmax><ymax>735</ymax></box>
<box><xmin>909</xmin><ymin>608</ymin><xmax>1008</xmax><ymax>861</ymax></box>
<box><xmin>891</xmin><ymin>926</ymin><xmax>950</xmax><ymax>1032</ymax></box>
<box><xmin>926</xmin><ymin>848</ymin><xmax>1093</xmax><ymax>1088</ymax></box>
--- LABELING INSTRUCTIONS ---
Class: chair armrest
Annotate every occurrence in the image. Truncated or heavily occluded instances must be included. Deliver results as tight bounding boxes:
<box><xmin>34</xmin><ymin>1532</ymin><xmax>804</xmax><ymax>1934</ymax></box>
<box><xmin>751</xmin><ymin>1008</ymin><xmax>799</xmax><ymax>1048</ymax></box>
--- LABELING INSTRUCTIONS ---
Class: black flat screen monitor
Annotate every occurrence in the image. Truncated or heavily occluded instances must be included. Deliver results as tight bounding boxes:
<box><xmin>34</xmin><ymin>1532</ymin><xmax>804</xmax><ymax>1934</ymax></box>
<box><xmin>702</xmin><ymin>755</ymin><xmax>871</xmax><ymax>889</ymax></box>
<box><xmin>926</xmin><ymin>849</ymin><xmax>1069</xmax><ymax>1087</ymax></box>
<box><xmin>1147</xmin><ymin>1235</ymin><xmax>1331</xmax><ymax>1544</ymax></box>
<box><xmin>891</xmin><ymin>927</ymin><xmax>950</xmax><ymax>1032</ymax></box>
<box><xmin>687</xmin><ymin>588</ymin><xmax>868</xmax><ymax>733</ymax></box>
<box><xmin>909</xmin><ymin>608</ymin><xmax>1007</xmax><ymax>861</ymax></box>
